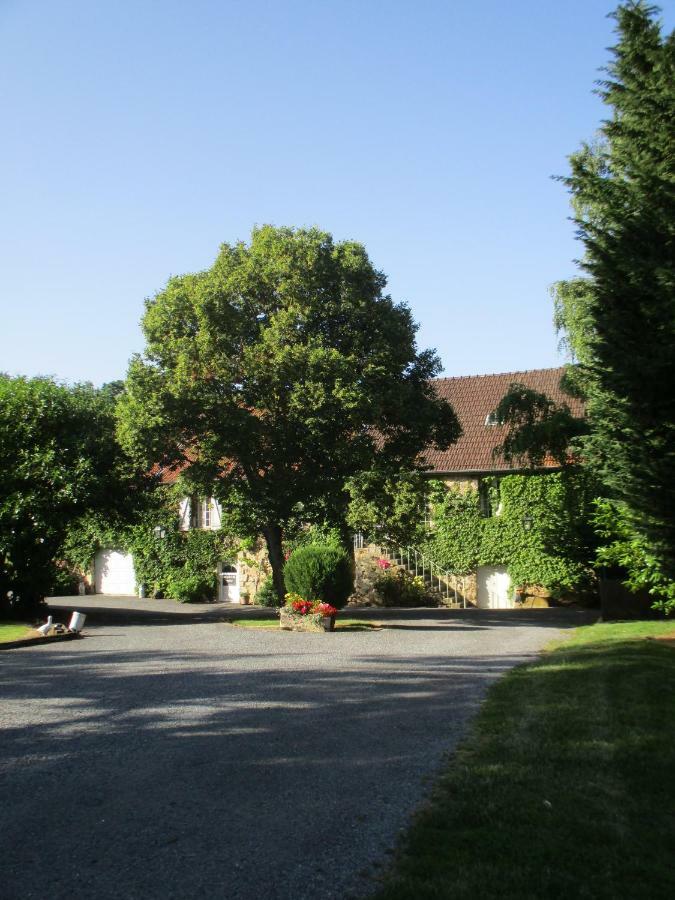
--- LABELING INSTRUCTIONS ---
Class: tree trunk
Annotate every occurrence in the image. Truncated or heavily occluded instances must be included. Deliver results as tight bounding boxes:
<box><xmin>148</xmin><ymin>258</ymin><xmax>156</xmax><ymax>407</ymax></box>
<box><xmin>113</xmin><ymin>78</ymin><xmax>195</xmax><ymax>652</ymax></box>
<box><xmin>262</xmin><ymin>524</ymin><xmax>286</xmax><ymax>603</ymax></box>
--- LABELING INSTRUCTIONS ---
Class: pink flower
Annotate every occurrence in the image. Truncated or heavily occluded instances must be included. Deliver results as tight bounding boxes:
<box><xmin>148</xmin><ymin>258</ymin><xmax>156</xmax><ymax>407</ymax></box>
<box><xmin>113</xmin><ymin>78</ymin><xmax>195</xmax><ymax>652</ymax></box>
<box><xmin>314</xmin><ymin>602</ymin><xmax>338</xmax><ymax>617</ymax></box>
<box><xmin>376</xmin><ymin>558</ymin><xmax>392</xmax><ymax>570</ymax></box>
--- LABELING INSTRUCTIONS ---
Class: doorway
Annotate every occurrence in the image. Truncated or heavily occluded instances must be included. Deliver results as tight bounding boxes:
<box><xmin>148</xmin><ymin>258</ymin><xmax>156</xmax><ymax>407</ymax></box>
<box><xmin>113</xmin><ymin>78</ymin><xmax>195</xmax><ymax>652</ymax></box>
<box><xmin>219</xmin><ymin>563</ymin><xmax>240</xmax><ymax>603</ymax></box>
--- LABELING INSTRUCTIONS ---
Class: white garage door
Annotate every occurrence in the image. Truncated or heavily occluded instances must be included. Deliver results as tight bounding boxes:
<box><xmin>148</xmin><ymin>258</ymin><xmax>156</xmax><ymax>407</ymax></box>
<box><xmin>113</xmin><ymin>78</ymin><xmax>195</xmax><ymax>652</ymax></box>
<box><xmin>95</xmin><ymin>550</ymin><xmax>136</xmax><ymax>595</ymax></box>
<box><xmin>477</xmin><ymin>566</ymin><xmax>513</xmax><ymax>609</ymax></box>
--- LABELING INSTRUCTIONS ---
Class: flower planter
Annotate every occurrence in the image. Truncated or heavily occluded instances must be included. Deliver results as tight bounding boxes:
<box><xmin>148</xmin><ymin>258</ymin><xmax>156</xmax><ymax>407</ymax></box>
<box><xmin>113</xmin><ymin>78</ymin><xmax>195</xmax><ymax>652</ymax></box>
<box><xmin>279</xmin><ymin>608</ymin><xmax>336</xmax><ymax>633</ymax></box>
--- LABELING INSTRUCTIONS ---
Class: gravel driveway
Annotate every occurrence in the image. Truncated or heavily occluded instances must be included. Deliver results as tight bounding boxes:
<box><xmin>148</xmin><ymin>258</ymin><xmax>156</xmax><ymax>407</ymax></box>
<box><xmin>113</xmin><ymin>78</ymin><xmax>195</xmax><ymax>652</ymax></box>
<box><xmin>0</xmin><ymin>600</ymin><xmax>591</xmax><ymax>899</ymax></box>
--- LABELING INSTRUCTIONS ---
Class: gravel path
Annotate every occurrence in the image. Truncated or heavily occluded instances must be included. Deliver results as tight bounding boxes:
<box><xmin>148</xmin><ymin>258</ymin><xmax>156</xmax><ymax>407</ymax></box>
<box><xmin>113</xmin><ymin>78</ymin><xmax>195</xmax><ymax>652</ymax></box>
<box><xmin>0</xmin><ymin>602</ymin><xmax>591</xmax><ymax>899</ymax></box>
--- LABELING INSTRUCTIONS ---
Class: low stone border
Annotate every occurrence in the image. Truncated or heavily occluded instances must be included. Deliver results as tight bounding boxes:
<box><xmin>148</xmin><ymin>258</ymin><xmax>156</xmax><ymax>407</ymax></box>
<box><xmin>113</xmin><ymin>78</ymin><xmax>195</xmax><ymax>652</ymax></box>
<box><xmin>0</xmin><ymin>632</ymin><xmax>83</xmax><ymax>651</ymax></box>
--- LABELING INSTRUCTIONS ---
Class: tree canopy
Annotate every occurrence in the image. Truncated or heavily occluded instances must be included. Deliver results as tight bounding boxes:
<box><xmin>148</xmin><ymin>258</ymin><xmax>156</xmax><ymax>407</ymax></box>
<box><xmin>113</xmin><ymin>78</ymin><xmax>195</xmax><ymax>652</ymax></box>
<box><xmin>117</xmin><ymin>225</ymin><xmax>460</xmax><ymax>598</ymax></box>
<box><xmin>495</xmin><ymin>2</ymin><xmax>675</xmax><ymax>608</ymax></box>
<box><xmin>0</xmin><ymin>376</ymin><xmax>147</xmax><ymax>616</ymax></box>
<box><xmin>563</xmin><ymin>2</ymin><xmax>674</xmax><ymax>583</ymax></box>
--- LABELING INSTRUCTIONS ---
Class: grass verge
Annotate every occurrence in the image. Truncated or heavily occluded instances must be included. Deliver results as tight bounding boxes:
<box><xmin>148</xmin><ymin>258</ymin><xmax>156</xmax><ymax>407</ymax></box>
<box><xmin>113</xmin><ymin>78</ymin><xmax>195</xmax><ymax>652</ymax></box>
<box><xmin>0</xmin><ymin>623</ymin><xmax>34</xmax><ymax>643</ymax></box>
<box><xmin>226</xmin><ymin>618</ymin><xmax>381</xmax><ymax>631</ymax></box>
<box><xmin>372</xmin><ymin>620</ymin><xmax>675</xmax><ymax>900</ymax></box>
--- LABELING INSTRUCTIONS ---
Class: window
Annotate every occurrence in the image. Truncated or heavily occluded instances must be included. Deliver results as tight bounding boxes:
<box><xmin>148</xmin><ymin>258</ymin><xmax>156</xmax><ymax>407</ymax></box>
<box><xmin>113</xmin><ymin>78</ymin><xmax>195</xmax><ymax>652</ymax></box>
<box><xmin>422</xmin><ymin>495</ymin><xmax>434</xmax><ymax>531</ymax></box>
<box><xmin>190</xmin><ymin>497</ymin><xmax>212</xmax><ymax>529</ymax></box>
<box><xmin>485</xmin><ymin>411</ymin><xmax>503</xmax><ymax>426</ymax></box>
<box><xmin>479</xmin><ymin>478</ymin><xmax>502</xmax><ymax>517</ymax></box>
<box><xmin>197</xmin><ymin>500</ymin><xmax>211</xmax><ymax>528</ymax></box>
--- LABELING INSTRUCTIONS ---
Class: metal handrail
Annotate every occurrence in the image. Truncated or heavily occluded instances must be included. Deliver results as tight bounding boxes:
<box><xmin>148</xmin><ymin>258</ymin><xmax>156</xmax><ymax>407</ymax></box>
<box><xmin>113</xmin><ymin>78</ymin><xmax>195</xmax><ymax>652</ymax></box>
<box><xmin>353</xmin><ymin>532</ymin><xmax>469</xmax><ymax>608</ymax></box>
<box><xmin>383</xmin><ymin>540</ymin><xmax>467</xmax><ymax>609</ymax></box>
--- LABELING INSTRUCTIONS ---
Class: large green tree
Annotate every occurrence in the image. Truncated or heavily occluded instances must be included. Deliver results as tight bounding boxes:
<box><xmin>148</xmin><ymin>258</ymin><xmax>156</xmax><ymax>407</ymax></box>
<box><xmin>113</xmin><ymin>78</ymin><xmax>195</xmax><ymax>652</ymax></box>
<box><xmin>117</xmin><ymin>225</ymin><xmax>459</xmax><ymax>599</ymax></box>
<box><xmin>0</xmin><ymin>376</ymin><xmax>147</xmax><ymax>617</ymax></box>
<box><xmin>495</xmin><ymin>2</ymin><xmax>675</xmax><ymax>608</ymax></box>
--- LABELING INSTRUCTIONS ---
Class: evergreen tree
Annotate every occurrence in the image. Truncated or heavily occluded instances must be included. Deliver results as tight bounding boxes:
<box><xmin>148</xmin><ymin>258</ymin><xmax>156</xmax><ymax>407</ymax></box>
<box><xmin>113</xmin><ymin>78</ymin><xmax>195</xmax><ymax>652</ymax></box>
<box><xmin>495</xmin><ymin>3</ymin><xmax>674</xmax><ymax>608</ymax></box>
<box><xmin>563</xmin><ymin>2</ymin><xmax>675</xmax><ymax>588</ymax></box>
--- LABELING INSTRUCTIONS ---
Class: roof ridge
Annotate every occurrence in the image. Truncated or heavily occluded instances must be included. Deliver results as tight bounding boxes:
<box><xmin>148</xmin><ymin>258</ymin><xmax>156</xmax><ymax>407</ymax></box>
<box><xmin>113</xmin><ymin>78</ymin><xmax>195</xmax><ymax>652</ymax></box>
<box><xmin>433</xmin><ymin>365</ymin><xmax>567</xmax><ymax>383</ymax></box>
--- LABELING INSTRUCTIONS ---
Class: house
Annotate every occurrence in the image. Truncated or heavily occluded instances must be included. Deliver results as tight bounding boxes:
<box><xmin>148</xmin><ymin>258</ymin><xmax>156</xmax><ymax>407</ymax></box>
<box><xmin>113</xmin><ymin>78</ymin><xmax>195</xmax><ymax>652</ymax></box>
<box><xmin>354</xmin><ymin>366</ymin><xmax>585</xmax><ymax>608</ymax></box>
<box><xmin>92</xmin><ymin>493</ymin><xmax>254</xmax><ymax>602</ymax></box>
<box><xmin>94</xmin><ymin>366</ymin><xmax>581</xmax><ymax>606</ymax></box>
<box><xmin>423</xmin><ymin>365</ymin><xmax>582</xmax><ymax>490</ymax></box>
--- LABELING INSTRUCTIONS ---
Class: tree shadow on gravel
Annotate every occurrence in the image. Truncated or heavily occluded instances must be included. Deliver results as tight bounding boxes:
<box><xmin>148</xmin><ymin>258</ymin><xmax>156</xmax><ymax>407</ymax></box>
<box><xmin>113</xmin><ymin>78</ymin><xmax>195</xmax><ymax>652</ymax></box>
<box><xmin>0</xmin><ymin>633</ymin><xmax>574</xmax><ymax>900</ymax></box>
<box><xmin>0</xmin><ymin>648</ymin><xmax>540</xmax><ymax>900</ymax></box>
<box><xmin>45</xmin><ymin>600</ymin><xmax>597</xmax><ymax>630</ymax></box>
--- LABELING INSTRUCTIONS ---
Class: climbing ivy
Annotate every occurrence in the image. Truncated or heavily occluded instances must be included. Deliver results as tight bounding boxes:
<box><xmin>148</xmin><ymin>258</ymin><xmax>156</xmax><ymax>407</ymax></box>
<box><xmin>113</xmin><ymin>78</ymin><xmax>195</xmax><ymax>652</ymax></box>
<box><xmin>426</xmin><ymin>470</ymin><xmax>599</xmax><ymax>598</ymax></box>
<box><xmin>60</xmin><ymin>486</ymin><xmax>240</xmax><ymax>601</ymax></box>
<box><xmin>425</xmin><ymin>482</ymin><xmax>482</xmax><ymax>575</ymax></box>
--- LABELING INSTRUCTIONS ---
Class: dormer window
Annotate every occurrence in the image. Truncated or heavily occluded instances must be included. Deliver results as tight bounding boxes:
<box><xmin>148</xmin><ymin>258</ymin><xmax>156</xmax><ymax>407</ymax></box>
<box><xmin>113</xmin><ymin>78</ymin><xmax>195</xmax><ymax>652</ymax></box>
<box><xmin>485</xmin><ymin>411</ymin><xmax>503</xmax><ymax>426</ymax></box>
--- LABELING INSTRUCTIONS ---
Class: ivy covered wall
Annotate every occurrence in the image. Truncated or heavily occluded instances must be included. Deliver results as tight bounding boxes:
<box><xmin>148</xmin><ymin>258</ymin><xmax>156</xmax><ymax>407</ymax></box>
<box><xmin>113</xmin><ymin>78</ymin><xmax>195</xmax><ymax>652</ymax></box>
<box><xmin>61</xmin><ymin>487</ymin><xmax>240</xmax><ymax>602</ymax></box>
<box><xmin>426</xmin><ymin>470</ymin><xmax>599</xmax><ymax>598</ymax></box>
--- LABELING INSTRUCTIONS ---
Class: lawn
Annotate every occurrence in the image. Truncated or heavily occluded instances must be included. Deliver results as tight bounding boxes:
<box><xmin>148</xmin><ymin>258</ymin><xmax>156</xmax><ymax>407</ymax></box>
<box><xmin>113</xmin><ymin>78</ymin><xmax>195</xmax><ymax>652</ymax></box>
<box><xmin>372</xmin><ymin>620</ymin><xmax>675</xmax><ymax>900</ymax></box>
<box><xmin>225</xmin><ymin>618</ymin><xmax>381</xmax><ymax>631</ymax></box>
<box><xmin>0</xmin><ymin>623</ymin><xmax>34</xmax><ymax>643</ymax></box>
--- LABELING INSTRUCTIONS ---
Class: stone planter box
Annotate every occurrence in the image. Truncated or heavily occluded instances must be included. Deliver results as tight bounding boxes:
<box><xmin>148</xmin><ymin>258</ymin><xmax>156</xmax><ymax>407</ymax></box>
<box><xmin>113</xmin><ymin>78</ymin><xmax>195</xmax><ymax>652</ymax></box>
<box><xmin>279</xmin><ymin>608</ymin><xmax>336</xmax><ymax>632</ymax></box>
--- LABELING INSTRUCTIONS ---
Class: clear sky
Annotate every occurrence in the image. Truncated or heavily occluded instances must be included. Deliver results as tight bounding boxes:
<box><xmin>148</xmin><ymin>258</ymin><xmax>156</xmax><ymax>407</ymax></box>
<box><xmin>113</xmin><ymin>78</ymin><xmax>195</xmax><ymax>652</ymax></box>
<box><xmin>1</xmin><ymin>0</ymin><xmax>672</xmax><ymax>386</ymax></box>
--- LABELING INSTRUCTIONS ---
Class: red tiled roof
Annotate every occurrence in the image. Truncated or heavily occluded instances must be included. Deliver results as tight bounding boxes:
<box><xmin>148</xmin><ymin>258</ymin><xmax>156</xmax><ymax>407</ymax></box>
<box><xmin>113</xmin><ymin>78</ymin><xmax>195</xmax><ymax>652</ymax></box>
<box><xmin>152</xmin><ymin>367</ymin><xmax>583</xmax><ymax>483</ymax></box>
<box><xmin>423</xmin><ymin>366</ymin><xmax>584</xmax><ymax>474</ymax></box>
<box><xmin>150</xmin><ymin>460</ymin><xmax>189</xmax><ymax>485</ymax></box>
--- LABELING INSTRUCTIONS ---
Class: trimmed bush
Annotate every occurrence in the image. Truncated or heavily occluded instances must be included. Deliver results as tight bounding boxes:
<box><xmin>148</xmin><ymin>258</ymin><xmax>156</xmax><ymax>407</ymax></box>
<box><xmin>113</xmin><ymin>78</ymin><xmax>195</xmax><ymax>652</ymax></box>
<box><xmin>284</xmin><ymin>543</ymin><xmax>353</xmax><ymax>610</ymax></box>
<box><xmin>254</xmin><ymin>574</ymin><xmax>281</xmax><ymax>608</ymax></box>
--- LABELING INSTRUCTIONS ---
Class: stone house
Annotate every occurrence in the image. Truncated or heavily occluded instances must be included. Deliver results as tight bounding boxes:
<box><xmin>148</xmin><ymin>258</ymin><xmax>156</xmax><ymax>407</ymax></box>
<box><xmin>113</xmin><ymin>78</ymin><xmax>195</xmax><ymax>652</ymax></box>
<box><xmin>354</xmin><ymin>366</ymin><xmax>584</xmax><ymax>608</ymax></box>
<box><xmin>93</xmin><ymin>366</ymin><xmax>581</xmax><ymax>606</ymax></box>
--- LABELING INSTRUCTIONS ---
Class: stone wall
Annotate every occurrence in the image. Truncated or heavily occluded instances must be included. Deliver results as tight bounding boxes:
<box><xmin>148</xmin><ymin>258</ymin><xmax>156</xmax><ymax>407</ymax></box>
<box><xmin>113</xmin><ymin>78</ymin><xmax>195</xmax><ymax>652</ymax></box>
<box><xmin>236</xmin><ymin>540</ymin><xmax>272</xmax><ymax>603</ymax></box>
<box><xmin>350</xmin><ymin>544</ymin><xmax>389</xmax><ymax>606</ymax></box>
<box><xmin>437</xmin><ymin>475</ymin><xmax>479</xmax><ymax>492</ymax></box>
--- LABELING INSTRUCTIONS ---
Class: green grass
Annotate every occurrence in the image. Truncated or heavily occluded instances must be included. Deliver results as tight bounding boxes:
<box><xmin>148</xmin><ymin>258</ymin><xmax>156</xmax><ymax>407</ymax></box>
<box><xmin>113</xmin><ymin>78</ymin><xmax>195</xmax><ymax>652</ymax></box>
<box><xmin>0</xmin><ymin>622</ymin><xmax>34</xmax><ymax>643</ymax></box>
<box><xmin>372</xmin><ymin>620</ymin><xmax>675</xmax><ymax>900</ymax></box>
<box><xmin>225</xmin><ymin>617</ymin><xmax>381</xmax><ymax>631</ymax></box>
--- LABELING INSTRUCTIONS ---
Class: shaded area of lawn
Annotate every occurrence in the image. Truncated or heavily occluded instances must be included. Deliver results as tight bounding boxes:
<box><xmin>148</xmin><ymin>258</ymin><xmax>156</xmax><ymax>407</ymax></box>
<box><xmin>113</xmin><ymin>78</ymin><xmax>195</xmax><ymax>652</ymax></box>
<box><xmin>372</xmin><ymin>620</ymin><xmax>675</xmax><ymax>900</ymax></box>
<box><xmin>0</xmin><ymin>623</ymin><xmax>34</xmax><ymax>643</ymax></box>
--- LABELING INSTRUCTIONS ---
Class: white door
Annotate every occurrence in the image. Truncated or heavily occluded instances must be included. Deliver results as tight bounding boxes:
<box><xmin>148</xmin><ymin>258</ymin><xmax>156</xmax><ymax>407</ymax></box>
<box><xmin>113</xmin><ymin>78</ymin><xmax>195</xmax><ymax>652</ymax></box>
<box><xmin>477</xmin><ymin>566</ymin><xmax>513</xmax><ymax>609</ymax></box>
<box><xmin>95</xmin><ymin>550</ymin><xmax>136</xmax><ymax>595</ymax></box>
<box><xmin>219</xmin><ymin>564</ymin><xmax>240</xmax><ymax>603</ymax></box>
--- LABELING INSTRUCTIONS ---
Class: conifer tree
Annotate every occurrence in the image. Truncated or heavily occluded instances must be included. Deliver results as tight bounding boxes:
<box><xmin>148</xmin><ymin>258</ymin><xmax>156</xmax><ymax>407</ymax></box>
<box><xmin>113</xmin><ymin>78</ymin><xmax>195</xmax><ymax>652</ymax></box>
<box><xmin>563</xmin><ymin>2</ymin><xmax>675</xmax><ymax>588</ymax></box>
<box><xmin>496</xmin><ymin>3</ymin><xmax>674</xmax><ymax>607</ymax></box>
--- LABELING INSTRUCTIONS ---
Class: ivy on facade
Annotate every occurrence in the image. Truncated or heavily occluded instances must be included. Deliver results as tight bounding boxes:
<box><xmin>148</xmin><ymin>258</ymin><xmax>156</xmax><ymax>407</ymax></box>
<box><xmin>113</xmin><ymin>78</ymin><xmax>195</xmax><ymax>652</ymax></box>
<box><xmin>60</xmin><ymin>486</ymin><xmax>239</xmax><ymax>599</ymax></box>
<box><xmin>426</xmin><ymin>471</ymin><xmax>599</xmax><ymax>598</ymax></box>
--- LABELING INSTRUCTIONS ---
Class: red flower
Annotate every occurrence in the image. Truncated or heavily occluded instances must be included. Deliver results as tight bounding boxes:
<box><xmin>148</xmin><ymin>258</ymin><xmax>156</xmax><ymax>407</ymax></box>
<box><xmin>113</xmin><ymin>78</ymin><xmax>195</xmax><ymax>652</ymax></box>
<box><xmin>291</xmin><ymin>599</ymin><xmax>313</xmax><ymax>616</ymax></box>
<box><xmin>314</xmin><ymin>602</ymin><xmax>338</xmax><ymax>617</ymax></box>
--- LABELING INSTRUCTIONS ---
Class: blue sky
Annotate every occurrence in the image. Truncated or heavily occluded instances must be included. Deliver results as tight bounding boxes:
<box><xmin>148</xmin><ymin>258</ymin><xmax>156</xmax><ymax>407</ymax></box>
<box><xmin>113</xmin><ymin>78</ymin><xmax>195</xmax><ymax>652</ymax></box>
<box><xmin>1</xmin><ymin>0</ymin><xmax>672</xmax><ymax>385</ymax></box>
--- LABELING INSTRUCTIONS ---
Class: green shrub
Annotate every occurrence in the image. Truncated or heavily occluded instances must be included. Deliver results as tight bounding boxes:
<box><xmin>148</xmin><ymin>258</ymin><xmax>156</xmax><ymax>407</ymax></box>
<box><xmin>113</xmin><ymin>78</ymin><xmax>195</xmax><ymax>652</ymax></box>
<box><xmin>284</xmin><ymin>543</ymin><xmax>353</xmax><ymax>609</ymax></box>
<box><xmin>254</xmin><ymin>574</ymin><xmax>281</xmax><ymax>607</ymax></box>
<box><xmin>50</xmin><ymin>567</ymin><xmax>80</xmax><ymax>596</ymax></box>
<box><xmin>375</xmin><ymin>569</ymin><xmax>428</xmax><ymax>607</ymax></box>
<box><xmin>166</xmin><ymin>572</ymin><xmax>216</xmax><ymax>603</ymax></box>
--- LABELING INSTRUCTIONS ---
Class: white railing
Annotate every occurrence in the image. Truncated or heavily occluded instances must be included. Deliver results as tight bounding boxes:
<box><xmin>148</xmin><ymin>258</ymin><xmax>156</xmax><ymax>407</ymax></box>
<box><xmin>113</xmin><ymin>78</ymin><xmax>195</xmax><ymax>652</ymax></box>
<box><xmin>354</xmin><ymin>533</ymin><xmax>468</xmax><ymax>608</ymax></box>
<box><xmin>383</xmin><ymin>544</ymin><xmax>468</xmax><ymax>608</ymax></box>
